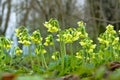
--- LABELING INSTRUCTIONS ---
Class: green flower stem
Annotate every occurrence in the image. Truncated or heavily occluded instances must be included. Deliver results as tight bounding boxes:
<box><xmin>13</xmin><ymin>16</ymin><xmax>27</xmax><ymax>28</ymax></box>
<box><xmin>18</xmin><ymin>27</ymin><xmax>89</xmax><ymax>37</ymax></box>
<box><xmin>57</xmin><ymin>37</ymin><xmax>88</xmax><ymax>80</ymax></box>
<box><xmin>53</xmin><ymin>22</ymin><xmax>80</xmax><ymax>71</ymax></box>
<box><xmin>40</xmin><ymin>54</ymin><xmax>44</xmax><ymax>67</ymax></box>
<box><xmin>10</xmin><ymin>56</ymin><xmax>13</xmax><ymax>66</ymax></box>
<box><xmin>110</xmin><ymin>49</ymin><xmax>113</xmax><ymax>61</ymax></box>
<box><xmin>52</xmin><ymin>33</ymin><xmax>56</xmax><ymax>52</ymax></box>
<box><xmin>37</xmin><ymin>55</ymin><xmax>40</xmax><ymax>66</ymax></box>
<box><xmin>83</xmin><ymin>48</ymin><xmax>87</xmax><ymax>63</ymax></box>
<box><xmin>9</xmin><ymin>47</ymin><xmax>15</xmax><ymax>66</ymax></box>
<box><xmin>63</xmin><ymin>42</ymin><xmax>66</xmax><ymax>56</ymax></box>
<box><xmin>61</xmin><ymin>41</ymin><xmax>66</xmax><ymax>70</ymax></box>
<box><xmin>70</xmin><ymin>43</ymin><xmax>73</xmax><ymax>56</ymax></box>
<box><xmin>28</xmin><ymin>46</ymin><xmax>33</xmax><ymax>68</ymax></box>
<box><xmin>59</xmin><ymin>41</ymin><xmax>62</xmax><ymax>58</ymax></box>
<box><xmin>41</xmin><ymin>54</ymin><xmax>48</xmax><ymax>69</ymax></box>
<box><xmin>87</xmin><ymin>52</ymin><xmax>92</xmax><ymax>63</ymax></box>
<box><xmin>35</xmin><ymin>44</ymin><xmax>40</xmax><ymax>66</ymax></box>
<box><xmin>58</xmin><ymin>30</ymin><xmax>66</xmax><ymax>70</ymax></box>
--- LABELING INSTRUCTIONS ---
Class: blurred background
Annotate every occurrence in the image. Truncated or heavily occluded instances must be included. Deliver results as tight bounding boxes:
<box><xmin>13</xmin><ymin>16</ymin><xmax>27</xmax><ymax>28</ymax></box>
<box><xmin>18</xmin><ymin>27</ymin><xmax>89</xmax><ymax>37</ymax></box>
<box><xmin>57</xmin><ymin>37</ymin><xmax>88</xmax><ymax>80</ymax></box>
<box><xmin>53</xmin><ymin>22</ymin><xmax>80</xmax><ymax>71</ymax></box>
<box><xmin>0</xmin><ymin>0</ymin><xmax>120</xmax><ymax>43</ymax></box>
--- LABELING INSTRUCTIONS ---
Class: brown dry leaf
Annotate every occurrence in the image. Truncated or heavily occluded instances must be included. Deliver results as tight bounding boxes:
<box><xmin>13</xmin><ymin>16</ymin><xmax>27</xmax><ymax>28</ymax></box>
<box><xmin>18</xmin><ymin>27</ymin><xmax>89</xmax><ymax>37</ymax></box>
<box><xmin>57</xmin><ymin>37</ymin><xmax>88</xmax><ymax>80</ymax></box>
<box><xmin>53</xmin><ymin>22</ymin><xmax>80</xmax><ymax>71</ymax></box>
<box><xmin>1</xmin><ymin>73</ymin><xmax>16</xmax><ymax>80</ymax></box>
<box><xmin>109</xmin><ymin>61</ymin><xmax>120</xmax><ymax>71</ymax></box>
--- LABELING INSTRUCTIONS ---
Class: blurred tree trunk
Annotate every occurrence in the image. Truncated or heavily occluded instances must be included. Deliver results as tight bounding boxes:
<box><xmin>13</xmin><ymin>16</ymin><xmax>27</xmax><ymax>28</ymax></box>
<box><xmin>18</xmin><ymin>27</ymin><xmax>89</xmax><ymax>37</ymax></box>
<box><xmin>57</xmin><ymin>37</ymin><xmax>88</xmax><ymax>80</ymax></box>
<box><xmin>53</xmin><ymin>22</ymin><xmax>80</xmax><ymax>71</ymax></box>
<box><xmin>0</xmin><ymin>0</ymin><xmax>12</xmax><ymax>36</ymax></box>
<box><xmin>3</xmin><ymin>0</ymin><xmax>12</xmax><ymax>35</ymax></box>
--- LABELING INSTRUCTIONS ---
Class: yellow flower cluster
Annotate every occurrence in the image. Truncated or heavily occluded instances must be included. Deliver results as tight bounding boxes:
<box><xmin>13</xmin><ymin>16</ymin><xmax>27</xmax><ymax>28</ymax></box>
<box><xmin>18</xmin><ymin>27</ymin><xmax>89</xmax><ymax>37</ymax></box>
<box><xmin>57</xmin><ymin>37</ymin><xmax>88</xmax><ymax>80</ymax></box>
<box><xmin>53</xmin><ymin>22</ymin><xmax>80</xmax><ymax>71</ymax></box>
<box><xmin>51</xmin><ymin>51</ymin><xmax>59</xmax><ymax>60</ymax></box>
<box><xmin>0</xmin><ymin>37</ymin><xmax>12</xmax><ymax>50</ymax></box>
<box><xmin>77</xmin><ymin>21</ymin><xmax>96</xmax><ymax>53</ymax></box>
<box><xmin>35</xmin><ymin>44</ymin><xmax>46</xmax><ymax>55</ymax></box>
<box><xmin>44</xmin><ymin>35</ymin><xmax>54</xmax><ymax>46</ymax></box>
<box><xmin>98</xmin><ymin>38</ymin><xmax>109</xmax><ymax>46</ymax></box>
<box><xmin>57</xmin><ymin>28</ymin><xmax>80</xmax><ymax>43</ymax></box>
<box><xmin>106</xmin><ymin>24</ymin><xmax>116</xmax><ymax>34</ymax></box>
<box><xmin>80</xmin><ymin>38</ymin><xmax>96</xmax><ymax>53</ymax></box>
<box><xmin>75</xmin><ymin>52</ymin><xmax>82</xmax><ymax>59</ymax></box>
<box><xmin>44</xmin><ymin>18</ymin><xmax>59</xmax><ymax>33</ymax></box>
<box><xmin>77</xmin><ymin>21</ymin><xmax>88</xmax><ymax>38</ymax></box>
<box><xmin>77</xmin><ymin>21</ymin><xmax>85</xmax><ymax>27</ymax></box>
<box><xmin>15</xmin><ymin>47</ymin><xmax>23</xmax><ymax>56</ymax></box>
<box><xmin>30</xmin><ymin>30</ymin><xmax>42</xmax><ymax>44</ymax></box>
<box><xmin>98</xmin><ymin>24</ymin><xmax>119</xmax><ymax>47</ymax></box>
<box><xmin>15</xmin><ymin>26</ymin><xmax>31</xmax><ymax>46</ymax></box>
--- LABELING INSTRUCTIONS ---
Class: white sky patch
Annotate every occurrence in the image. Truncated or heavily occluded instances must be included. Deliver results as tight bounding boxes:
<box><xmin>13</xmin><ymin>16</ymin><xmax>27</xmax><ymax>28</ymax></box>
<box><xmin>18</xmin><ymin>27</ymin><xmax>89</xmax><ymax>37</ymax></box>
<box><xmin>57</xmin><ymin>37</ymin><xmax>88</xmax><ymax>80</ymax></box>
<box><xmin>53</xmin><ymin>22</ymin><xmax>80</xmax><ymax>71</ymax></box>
<box><xmin>76</xmin><ymin>0</ymin><xmax>85</xmax><ymax>7</ymax></box>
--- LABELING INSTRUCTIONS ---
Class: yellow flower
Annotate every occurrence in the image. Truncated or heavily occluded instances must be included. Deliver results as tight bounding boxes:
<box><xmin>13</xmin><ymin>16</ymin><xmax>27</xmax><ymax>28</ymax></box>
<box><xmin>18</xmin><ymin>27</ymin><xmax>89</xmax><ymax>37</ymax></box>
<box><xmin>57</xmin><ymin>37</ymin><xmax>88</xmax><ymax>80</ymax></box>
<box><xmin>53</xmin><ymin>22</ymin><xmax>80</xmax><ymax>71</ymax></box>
<box><xmin>77</xmin><ymin>21</ymin><xmax>84</xmax><ymax>27</ymax></box>
<box><xmin>35</xmin><ymin>48</ymin><xmax>39</xmax><ymax>54</ymax></box>
<box><xmin>35</xmin><ymin>45</ymin><xmax>47</xmax><ymax>55</ymax></box>
<box><xmin>119</xmin><ymin>30</ymin><xmax>120</xmax><ymax>34</ymax></box>
<box><xmin>106</xmin><ymin>24</ymin><xmax>116</xmax><ymax>34</ymax></box>
<box><xmin>52</xmin><ymin>55</ymin><xmax>56</xmax><ymax>60</ymax></box>
<box><xmin>88</xmin><ymin>48</ymin><xmax>93</xmax><ymax>53</ymax></box>
<box><xmin>87</xmin><ymin>57</ymin><xmax>90</xmax><ymax>61</ymax></box>
<box><xmin>106</xmin><ymin>24</ymin><xmax>114</xmax><ymax>30</ymax></box>
<box><xmin>98</xmin><ymin>38</ymin><xmax>103</xmax><ymax>43</ymax></box>
<box><xmin>6</xmin><ymin>44</ymin><xmax>12</xmax><ymax>49</ymax></box>
<box><xmin>23</xmin><ymin>40</ymin><xmax>31</xmax><ymax>46</ymax></box>
<box><xmin>44</xmin><ymin>19</ymin><xmax>59</xmax><ymax>33</ymax></box>
<box><xmin>112</xmin><ymin>37</ymin><xmax>119</xmax><ymax>45</ymax></box>
<box><xmin>90</xmin><ymin>44</ymin><xmax>96</xmax><ymax>49</ymax></box>
<box><xmin>44</xmin><ymin>42</ymin><xmax>48</xmax><ymax>46</ymax></box>
<box><xmin>18</xmin><ymin>40</ymin><xmax>23</xmax><ymax>44</ymax></box>
<box><xmin>79</xmin><ymin>41</ymin><xmax>86</xmax><ymax>47</ymax></box>
<box><xmin>76</xmin><ymin>52</ymin><xmax>82</xmax><ymax>59</ymax></box>
<box><xmin>104</xmin><ymin>40</ymin><xmax>109</xmax><ymax>46</ymax></box>
<box><xmin>30</xmin><ymin>30</ymin><xmax>42</xmax><ymax>44</ymax></box>
<box><xmin>31</xmin><ymin>36</ymin><xmax>42</xmax><ymax>44</ymax></box>
<box><xmin>44</xmin><ymin>35</ymin><xmax>54</xmax><ymax>46</ymax></box>
<box><xmin>41</xmin><ymin>49</ymin><xmax>47</xmax><ymax>54</ymax></box>
<box><xmin>48</xmin><ymin>26</ymin><xmax>59</xmax><ymax>32</ymax></box>
<box><xmin>19</xmin><ymin>40</ymin><xmax>31</xmax><ymax>46</ymax></box>
<box><xmin>92</xmin><ymin>53</ymin><xmax>96</xmax><ymax>59</ymax></box>
<box><xmin>16</xmin><ymin>50</ymin><xmax>23</xmax><ymax>55</ymax></box>
<box><xmin>15</xmin><ymin>47</ymin><xmax>23</xmax><ymax>56</ymax></box>
<box><xmin>98</xmin><ymin>38</ymin><xmax>109</xmax><ymax>45</ymax></box>
<box><xmin>63</xmin><ymin>33</ymin><xmax>73</xmax><ymax>43</ymax></box>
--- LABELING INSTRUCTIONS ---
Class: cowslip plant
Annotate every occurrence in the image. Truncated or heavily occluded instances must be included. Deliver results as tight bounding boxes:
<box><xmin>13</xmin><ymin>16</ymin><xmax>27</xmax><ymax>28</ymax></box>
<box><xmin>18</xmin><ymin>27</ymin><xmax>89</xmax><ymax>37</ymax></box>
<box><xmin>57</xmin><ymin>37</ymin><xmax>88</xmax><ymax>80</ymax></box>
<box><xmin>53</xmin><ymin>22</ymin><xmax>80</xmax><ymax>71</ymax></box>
<box><xmin>51</xmin><ymin>51</ymin><xmax>59</xmax><ymax>60</ymax></box>
<box><xmin>35</xmin><ymin>44</ymin><xmax>47</xmax><ymax>69</ymax></box>
<box><xmin>35</xmin><ymin>44</ymin><xmax>46</xmax><ymax>55</ymax></box>
<box><xmin>0</xmin><ymin>37</ymin><xmax>12</xmax><ymax>59</ymax></box>
<box><xmin>74</xmin><ymin>21</ymin><xmax>96</xmax><ymax>62</ymax></box>
<box><xmin>15</xmin><ymin>26</ymin><xmax>31</xmax><ymax>46</ymax></box>
<box><xmin>15</xmin><ymin>46</ymin><xmax>23</xmax><ymax>56</ymax></box>
<box><xmin>79</xmin><ymin>38</ymin><xmax>96</xmax><ymax>62</ymax></box>
<box><xmin>15</xmin><ymin>26</ymin><xmax>34</xmax><ymax>70</ymax></box>
<box><xmin>98</xmin><ymin>24</ymin><xmax>120</xmax><ymax>61</ymax></box>
<box><xmin>0</xmin><ymin>37</ymin><xmax>12</xmax><ymax>50</ymax></box>
<box><xmin>30</xmin><ymin>30</ymin><xmax>42</xmax><ymax>44</ymax></box>
<box><xmin>77</xmin><ymin>21</ymin><xmax>88</xmax><ymax>39</ymax></box>
<box><xmin>0</xmin><ymin>37</ymin><xmax>13</xmax><ymax>70</ymax></box>
<box><xmin>30</xmin><ymin>29</ymin><xmax>48</xmax><ymax>69</ymax></box>
<box><xmin>43</xmin><ymin>18</ymin><xmax>60</xmax><ymax>33</ymax></box>
<box><xmin>57</xmin><ymin>28</ymin><xmax>80</xmax><ymax>44</ymax></box>
<box><xmin>57</xmin><ymin>28</ymin><xmax>80</xmax><ymax>57</ymax></box>
<box><xmin>44</xmin><ymin>34</ymin><xmax>54</xmax><ymax>46</ymax></box>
